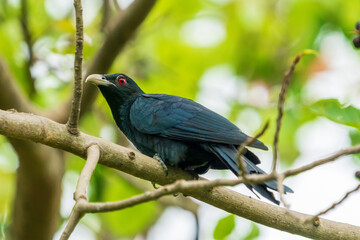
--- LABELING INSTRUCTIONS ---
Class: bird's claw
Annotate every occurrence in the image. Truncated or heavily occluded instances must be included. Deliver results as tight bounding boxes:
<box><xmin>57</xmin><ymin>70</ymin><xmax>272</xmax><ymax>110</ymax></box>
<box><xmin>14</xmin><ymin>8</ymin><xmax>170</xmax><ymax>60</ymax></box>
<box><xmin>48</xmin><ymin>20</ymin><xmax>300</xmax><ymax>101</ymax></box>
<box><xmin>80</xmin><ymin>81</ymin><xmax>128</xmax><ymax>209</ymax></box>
<box><xmin>153</xmin><ymin>153</ymin><xmax>169</xmax><ymax>176</ymax></box>
<box><xmin>152</xmin><ymin>182</ymin><xmax>159</xmax><ymax>189</ymax></box>
<box><xmin>190</xmin><ymin>172</ymin><xmax>199</xmax><ymax>180</ymax></box>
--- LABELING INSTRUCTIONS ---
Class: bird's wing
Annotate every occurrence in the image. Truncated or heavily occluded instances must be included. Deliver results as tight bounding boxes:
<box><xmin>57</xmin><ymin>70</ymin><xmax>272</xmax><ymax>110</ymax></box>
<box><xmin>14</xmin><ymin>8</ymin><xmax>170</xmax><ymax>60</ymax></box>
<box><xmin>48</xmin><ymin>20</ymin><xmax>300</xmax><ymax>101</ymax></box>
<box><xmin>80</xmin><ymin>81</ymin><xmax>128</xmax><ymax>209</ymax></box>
<box><xmin>130</xmin><ymin>94</ymin><xmax>267</xmax><ymax>150</ymax></box>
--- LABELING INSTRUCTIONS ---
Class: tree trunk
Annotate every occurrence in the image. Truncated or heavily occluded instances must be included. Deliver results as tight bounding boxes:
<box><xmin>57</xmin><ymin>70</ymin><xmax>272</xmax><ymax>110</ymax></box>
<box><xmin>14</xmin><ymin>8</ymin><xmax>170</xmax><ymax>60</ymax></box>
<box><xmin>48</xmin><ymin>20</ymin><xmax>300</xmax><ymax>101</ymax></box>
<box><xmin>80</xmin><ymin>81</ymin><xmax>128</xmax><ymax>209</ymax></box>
<box><xmin>9</xmin><ymin>139</ymin><xmax>64</xmax><ymax>240</ymax></box>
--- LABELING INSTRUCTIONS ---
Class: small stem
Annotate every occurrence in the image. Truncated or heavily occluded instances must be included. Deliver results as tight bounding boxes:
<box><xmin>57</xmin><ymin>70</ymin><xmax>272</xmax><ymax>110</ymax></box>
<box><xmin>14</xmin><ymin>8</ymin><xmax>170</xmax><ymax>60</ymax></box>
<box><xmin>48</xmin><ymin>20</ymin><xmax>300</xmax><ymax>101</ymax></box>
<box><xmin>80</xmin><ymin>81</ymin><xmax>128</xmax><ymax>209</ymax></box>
<box><xmin>60</xmin><ymin>144</ymin><xmax>100</xmax><ymax>239</ymax></box>
<box><xmin>272</xmin><ymin>52</ymin><xmax>308</xmax><ymax>172</ymax></box>
<box><xmin>306</xmin><ymin>184</ymin><xmax>360</xmax><ymax>225</ymax></box>
<box><xmin>67</xmin><ymin>0</ymin><xmax>84</xmax><ymax>135</ymax></box>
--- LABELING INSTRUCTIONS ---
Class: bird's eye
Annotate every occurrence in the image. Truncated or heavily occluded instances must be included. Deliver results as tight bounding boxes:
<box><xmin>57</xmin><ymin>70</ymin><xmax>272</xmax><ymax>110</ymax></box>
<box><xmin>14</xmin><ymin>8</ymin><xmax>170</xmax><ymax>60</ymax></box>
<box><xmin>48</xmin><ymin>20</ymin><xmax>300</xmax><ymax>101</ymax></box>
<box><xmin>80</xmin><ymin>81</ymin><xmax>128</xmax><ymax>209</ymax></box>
<box><xmin>118</xmin><ymin>77</ymin><xmax>126</xmax><ymax>85</ymax></box>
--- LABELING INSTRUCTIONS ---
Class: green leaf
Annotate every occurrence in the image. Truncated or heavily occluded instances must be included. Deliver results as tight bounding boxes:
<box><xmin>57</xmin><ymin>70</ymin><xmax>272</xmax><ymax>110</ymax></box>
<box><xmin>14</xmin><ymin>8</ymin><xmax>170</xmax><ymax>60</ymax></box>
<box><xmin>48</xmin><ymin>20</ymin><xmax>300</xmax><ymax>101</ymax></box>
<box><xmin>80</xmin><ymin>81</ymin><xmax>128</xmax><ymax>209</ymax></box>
<box><xmin>349</xmin><ymin>130</ymin><xmax>360</xmax><ymax>166</ymax></box>
<box><xmin>213</xmin><ymin>214</ymin><xmax>235</xmax><ymax>240</ymax></box>
<box><xmin>243</xmin><ymin>223</ymin><xmax>260</xmax><ymax>240</ymax></box>
<box><xmin>310</xmin><ymin>99</ymin><xmax>360</xmax><ymax>129</ymax></box>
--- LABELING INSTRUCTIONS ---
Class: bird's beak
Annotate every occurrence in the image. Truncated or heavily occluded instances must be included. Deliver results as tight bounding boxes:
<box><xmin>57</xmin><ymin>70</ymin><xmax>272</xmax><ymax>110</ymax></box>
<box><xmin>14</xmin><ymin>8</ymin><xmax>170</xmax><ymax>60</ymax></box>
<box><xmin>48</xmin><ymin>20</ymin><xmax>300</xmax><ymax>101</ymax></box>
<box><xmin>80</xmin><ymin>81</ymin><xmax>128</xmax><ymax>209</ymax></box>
<box><xmin>85</xmin><ymin>74</ymin><xmax>113</xmax><ymax>86</ymax></box>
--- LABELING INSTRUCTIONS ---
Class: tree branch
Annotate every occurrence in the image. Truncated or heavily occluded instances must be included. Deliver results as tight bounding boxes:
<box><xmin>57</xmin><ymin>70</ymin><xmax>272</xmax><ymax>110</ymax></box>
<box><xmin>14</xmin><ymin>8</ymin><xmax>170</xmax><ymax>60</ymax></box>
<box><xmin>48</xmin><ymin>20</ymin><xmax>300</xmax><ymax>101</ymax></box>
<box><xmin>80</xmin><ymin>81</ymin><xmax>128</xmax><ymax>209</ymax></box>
<box><xmin>66</xmin><ymin>0</ymin><xmax>84</xmax><ymax>135</ymax></box>
<box><xmin>116</xmin><ymin>171</ymin><xmax>199</xmax><ymax>214</ymax></box>
<box><xmin>237</xmin><ymin>121</ymin><xmax>269</xmax><ymax>178</ymax></box>
<box><xmin>0</xmin><ymin>57</ymin><xmax>36</xmax><ymax>113</ymax></box>
<box><xmin>60</xmin><ymin>144</ymin><xmax>100</xmax><ymax>239</ymax></box>
<box><xmin>307</xmin><ymin>184</ymin><xmax>360</xmax><ymax>225</ymax></box>
<box><xmin>19</xmin><ymin>0</ymin><xmax>36</xmax><ymax>97</ymax></box>
<box><xmin>1</xmin><ymin>110</ymin><xmax>360</xmax><ymax>239</ymax></box>
<box><xmin>272</xmin><ymin>52</ymin><xmax>307</xmax><ymax>172</ymax></box>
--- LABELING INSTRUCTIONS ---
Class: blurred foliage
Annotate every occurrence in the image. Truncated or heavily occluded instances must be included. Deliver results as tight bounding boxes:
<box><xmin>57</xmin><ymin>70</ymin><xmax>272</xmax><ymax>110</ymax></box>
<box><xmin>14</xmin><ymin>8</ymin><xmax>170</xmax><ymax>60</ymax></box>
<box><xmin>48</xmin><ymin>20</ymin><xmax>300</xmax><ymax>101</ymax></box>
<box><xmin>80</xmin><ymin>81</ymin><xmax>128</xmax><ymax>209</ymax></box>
<box><xmin>213</xmin><ymin>214</ymin><xmax>235</xmax><ymax>240</ymax></box>
<box><xmin>100</xmin><ymin>171</ymin><xmax>160</xmax><ymax>237</ymax></box>
<box><xmin>311</xmin><ymin>99</ymin><xmax>360</xmax><ymax>129</ymax></box>
<box><xmin>349</xmin><ymin>130</ymin><xmax>360</xmax><ymax>166</ymax></box>
<box><xmin>0</xmin><ymin>0</ymin><xmax>360</xmax><ymax>239</ymax></box>
<box><xmin>243</xmin><ymin>223</ymin><xmax>260</xmax><ymax>240</ymax></box>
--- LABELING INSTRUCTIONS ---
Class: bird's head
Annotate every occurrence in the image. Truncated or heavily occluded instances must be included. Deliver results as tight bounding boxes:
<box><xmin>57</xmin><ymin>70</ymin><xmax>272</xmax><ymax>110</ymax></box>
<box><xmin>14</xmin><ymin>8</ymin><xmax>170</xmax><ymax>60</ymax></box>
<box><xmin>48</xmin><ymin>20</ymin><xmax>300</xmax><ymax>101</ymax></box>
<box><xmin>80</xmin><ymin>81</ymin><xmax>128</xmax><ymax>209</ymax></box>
<box><xmin>86</xmin><ymin>73</ymin><xmax>144</xmax><ymax>104</ymax></box>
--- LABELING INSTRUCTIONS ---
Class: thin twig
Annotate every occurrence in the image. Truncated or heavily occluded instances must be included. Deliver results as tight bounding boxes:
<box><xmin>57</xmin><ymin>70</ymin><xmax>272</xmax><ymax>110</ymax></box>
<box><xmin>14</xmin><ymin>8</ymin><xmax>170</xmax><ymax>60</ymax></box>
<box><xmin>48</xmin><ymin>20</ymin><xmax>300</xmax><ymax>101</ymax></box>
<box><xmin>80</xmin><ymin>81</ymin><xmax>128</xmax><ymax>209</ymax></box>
<box><xmin>116</xmin><ymin>171</ymin><xmax>199</xmax><ymax>213</ymax></box>
<box><xmin>20</xmin><ymin>0</ymin><xmax>36</xmax><ymax>97</ymax></box>
<box><xmin>74</xmin><ymin>144</ymin><xmax>100</xmax><ymax>201</ymax></box>
<box><xmin>284</xmin><ymin>144</ymin><xmax>360</xmax><ymax>178</ymax></box>
<box><xmin>59</xmin><ymin>210</ymin><xmax>84</xmax><ymax>240</ymax></box>
<box><xmin>75</xmin><ymin>178</ymin><xmax>248</xmax><ymax>213</ymax></box>
<box><xmin>276</xmin><ymin>173</ymin><xmax>289</xmax><ymax>208</ymax></box>
<box><xmin>60</xmin><ymin>144</ymin><xmax>100</xmax><ymax>240</ymax></box>
<box><xmin>306</xmin><ymin>184</ymin><xmax>360</xmax><ymax>225</ymax></box>
<box><xmin>66</xmin><ymin>0</ymin><xmax>84</xmax><ymax>135</ymax></box>
<box><xmin>236</xmin><ymin>121</ymin><xmax>269</xmax><ymax>177</ymax></box>
<box><xmin>272</xmin><ymin>53</ymin><xmax>307</xmax><ymax>172</ymax></box>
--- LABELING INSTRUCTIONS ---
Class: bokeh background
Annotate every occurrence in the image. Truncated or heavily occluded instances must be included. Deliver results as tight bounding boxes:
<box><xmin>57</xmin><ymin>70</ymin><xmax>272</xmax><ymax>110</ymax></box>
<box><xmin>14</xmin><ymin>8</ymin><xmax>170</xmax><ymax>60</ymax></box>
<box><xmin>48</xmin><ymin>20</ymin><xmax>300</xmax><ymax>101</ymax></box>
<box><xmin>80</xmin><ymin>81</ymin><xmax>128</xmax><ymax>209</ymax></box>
<box><xmin>1</xmin><ymin>0</ymin><xmax>360</xmax><ymax>239</ymax></box>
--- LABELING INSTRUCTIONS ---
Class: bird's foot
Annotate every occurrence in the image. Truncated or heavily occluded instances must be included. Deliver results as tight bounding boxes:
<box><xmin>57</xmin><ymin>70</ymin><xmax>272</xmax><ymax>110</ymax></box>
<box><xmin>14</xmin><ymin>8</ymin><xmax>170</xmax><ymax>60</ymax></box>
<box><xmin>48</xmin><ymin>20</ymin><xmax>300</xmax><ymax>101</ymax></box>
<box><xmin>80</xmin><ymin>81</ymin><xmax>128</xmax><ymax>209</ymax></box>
<box><xmin>190</xmin><ymin>171</ymin><xmax>199</xmax><ymax>180</ymax></box>
<box><xmin>152</xmin><ymin>182</ymin><xmax>159</xmax><ymax>189</ymax></box>
<box><xmin>153</xmin><ymin>153</ymin><xmax>168</xmax><ymax>176</ymax></box>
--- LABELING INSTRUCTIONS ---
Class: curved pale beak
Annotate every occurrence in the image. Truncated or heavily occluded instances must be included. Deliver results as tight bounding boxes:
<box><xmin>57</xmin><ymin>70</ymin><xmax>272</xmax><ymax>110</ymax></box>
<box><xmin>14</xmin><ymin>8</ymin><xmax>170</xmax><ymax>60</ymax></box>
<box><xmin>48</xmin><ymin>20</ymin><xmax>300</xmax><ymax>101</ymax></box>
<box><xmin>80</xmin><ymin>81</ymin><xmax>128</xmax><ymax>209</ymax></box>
<box><xmin>85</xmin><ymin>74</ymin><xmax>112</xmax><ymax>86</ymax></box>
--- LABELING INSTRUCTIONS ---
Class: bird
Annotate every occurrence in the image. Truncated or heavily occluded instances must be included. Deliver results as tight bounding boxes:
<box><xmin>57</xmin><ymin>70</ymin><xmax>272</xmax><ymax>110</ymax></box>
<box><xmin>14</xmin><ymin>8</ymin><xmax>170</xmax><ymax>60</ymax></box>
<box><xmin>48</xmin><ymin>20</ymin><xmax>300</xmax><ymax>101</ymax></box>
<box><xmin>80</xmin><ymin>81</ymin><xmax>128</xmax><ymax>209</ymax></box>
<box><xmin>86</xmin><ymin>73</ymin><xmax>293</xmax><ymax>204</ymax></box>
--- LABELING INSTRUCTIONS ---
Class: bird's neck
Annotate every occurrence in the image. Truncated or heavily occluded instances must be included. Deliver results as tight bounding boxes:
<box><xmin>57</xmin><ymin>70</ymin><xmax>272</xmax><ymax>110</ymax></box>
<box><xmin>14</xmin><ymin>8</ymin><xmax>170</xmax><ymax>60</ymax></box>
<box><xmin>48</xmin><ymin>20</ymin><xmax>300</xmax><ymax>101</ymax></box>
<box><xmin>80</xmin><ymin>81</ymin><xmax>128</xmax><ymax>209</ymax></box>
<box><xmin>98</xmin><ymin>86</ymin><xmax>142</xmax><ymax>135</ymax></box>
<box><xmin>110</xmin><ymin>98</ymin><xmax>136</xmax><ymax>133</ymax></box>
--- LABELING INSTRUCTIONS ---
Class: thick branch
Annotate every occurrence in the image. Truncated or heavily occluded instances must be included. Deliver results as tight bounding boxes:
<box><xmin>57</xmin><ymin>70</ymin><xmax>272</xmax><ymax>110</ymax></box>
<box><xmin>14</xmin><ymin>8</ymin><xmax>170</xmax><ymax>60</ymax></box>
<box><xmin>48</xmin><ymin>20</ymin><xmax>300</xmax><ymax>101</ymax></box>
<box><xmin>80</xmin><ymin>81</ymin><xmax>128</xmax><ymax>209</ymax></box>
<box><xmin>67</xmin><ymin>0</ymin><xmax>84</xmax><ymax>135</ymax></box>
<box><xmin>0</xmin><ymin>57</ymin><xmax>36</xmax><ymax>112</ymax></box>
<box><xmin>48</xmin><ymin>0</ymin><xmax>157</xmax><ymax>123</ymax></box>
<box><xmin>1</xmin><ymin>110</ymin><xmax>360</xmax><ymax>239</ymax></box>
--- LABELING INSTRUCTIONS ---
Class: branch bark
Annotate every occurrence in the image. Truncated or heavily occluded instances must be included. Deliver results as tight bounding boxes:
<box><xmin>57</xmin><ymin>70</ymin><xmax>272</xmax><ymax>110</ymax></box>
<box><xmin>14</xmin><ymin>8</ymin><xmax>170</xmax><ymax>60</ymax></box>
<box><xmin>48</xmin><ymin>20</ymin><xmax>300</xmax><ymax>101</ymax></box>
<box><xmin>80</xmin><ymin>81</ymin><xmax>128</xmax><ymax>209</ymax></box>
<box><xmin>0</xmin><ymin>57</ymin><xmax>36</xmax><ymax>113</ymax></box>
<box><xmin>67</xmin><ymin>0</ymin><xmax>84</xmax><ymax>135</ymax></box>
<box><xmin>273</xmin><ymin>52</ymin><xmax>307</xmax><ymax>171</ymax></box>
<box><xmin>1</xmin><ymin>110</ymin><xmax>360</xmax><ymax>240</ymax></box>
<box><xmin>60</xmin><ymin>144</ymin><xmax>100</xmax><ymax>239</ymax></box>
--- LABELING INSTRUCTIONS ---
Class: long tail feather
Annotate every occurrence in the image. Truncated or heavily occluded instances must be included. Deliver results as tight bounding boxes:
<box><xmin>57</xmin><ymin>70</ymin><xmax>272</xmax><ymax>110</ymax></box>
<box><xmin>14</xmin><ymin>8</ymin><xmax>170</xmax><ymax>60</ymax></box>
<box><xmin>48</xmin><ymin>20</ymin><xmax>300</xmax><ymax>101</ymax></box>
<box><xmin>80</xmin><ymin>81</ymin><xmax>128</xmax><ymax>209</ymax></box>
<box><xmin>208</xmin><ymin>144</ymin><xmax>293</xmax><ymax>204</ymax></box>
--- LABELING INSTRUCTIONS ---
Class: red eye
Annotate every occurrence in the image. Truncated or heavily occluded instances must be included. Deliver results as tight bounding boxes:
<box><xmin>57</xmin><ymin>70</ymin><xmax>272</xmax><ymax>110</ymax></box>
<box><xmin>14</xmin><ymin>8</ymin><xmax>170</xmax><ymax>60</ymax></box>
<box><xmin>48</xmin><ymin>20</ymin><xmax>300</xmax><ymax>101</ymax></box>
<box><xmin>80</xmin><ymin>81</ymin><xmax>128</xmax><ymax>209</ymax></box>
<box><xmin>118</xmin><ymin>77</ymin><xmax>126</xmax><ymax>85</ymax></box>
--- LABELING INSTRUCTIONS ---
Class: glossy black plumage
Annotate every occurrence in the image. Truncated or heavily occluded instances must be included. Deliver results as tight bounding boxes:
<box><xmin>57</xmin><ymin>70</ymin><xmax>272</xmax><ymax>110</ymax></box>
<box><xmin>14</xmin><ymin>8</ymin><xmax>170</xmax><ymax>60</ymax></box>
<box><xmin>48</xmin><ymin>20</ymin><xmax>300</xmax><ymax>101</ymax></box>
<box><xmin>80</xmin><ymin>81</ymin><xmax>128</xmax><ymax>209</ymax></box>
<box><xmin>87</xmin><ymin>73</ymin><xmax>293</xmax><ymax>204</ymax></box>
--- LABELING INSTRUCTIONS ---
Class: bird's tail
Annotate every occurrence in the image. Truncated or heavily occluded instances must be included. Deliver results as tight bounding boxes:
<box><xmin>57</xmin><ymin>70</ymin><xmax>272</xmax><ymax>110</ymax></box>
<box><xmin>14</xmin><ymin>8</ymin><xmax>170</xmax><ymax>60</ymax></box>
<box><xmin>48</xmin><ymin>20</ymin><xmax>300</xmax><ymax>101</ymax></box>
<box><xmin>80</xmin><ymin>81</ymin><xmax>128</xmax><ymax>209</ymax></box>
<box><xmin>209</xmin><ymin>144</ymin><xmax>293</xmax><ymax>205</ymax></box>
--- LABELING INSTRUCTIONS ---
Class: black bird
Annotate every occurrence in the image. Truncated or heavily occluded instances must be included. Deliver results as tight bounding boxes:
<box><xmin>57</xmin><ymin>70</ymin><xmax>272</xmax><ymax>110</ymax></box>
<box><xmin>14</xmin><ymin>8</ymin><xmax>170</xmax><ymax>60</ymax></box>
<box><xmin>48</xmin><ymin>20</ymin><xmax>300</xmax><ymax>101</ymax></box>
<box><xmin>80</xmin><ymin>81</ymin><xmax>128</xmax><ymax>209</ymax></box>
<box><xmin>86</xmin><ymin>73</ymin><xmax>293</xmax><ymax>204</ymax></box>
